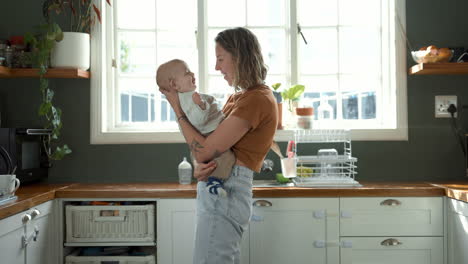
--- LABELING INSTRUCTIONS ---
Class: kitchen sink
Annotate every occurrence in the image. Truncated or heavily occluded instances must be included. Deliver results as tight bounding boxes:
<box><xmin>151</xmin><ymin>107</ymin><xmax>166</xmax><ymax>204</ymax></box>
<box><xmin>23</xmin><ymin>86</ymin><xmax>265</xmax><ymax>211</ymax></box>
<box><xmin>253</xmin><ymin>180</ymin><xmax>295</xmax><ymax>188</ymax></box>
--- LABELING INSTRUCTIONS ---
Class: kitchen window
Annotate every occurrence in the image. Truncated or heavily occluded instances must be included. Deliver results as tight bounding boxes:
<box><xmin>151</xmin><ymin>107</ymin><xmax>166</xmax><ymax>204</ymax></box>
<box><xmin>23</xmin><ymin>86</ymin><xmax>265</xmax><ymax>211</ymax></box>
<box><xmin>90</xmin><ymin>0</ymin><xmax>407</xmax><ymax>144</ymax></box>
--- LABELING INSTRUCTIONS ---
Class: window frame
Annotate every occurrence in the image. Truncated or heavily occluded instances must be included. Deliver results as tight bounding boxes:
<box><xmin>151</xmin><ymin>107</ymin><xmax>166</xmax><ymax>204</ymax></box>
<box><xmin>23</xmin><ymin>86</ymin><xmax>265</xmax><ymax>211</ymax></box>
<box><xmin>90</xmin><ymin>0</ymin><xmax>407</xmax><ymax>144</ymax></box>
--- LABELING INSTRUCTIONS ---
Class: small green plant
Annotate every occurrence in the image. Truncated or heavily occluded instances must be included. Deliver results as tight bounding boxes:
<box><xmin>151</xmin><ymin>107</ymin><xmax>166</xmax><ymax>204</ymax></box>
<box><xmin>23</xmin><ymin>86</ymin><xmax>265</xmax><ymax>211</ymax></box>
<box><xmin>281</xmin><ymin>84</ymin><xmax>305</xmax><ymax>112</ymax></box>
<box><xmin>271</xmin><ymin>83</ymin><xmax>282</xmax><ymax>103</ymax></box>
<box><xmin>25</xmin><ymin>23</ymin><xmax>72</xmax><ymax>160</ymax></box>
<box><xmin>272</xmin><ymin>83</ymin><xmax>281</xmax><ymax>91</ymax></box>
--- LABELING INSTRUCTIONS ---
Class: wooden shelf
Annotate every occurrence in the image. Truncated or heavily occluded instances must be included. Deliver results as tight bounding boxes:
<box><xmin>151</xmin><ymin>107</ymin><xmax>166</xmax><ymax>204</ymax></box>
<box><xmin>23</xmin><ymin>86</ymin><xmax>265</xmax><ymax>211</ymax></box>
<box><xmin>0</xmin><ymin>66</ymin><xmax>90</xmax><ymax>79</ymax></box>
<box><xmin>409</xmin><ymin>62</ymin><xmax>468</xmax><ymax>75</ymax></box>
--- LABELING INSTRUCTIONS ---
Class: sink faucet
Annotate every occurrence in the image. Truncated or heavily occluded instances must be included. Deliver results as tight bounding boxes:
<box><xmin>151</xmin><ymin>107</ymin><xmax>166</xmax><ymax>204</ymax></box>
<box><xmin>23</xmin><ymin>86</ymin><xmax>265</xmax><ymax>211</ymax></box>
<box><xmin>261</xmin><ymin>159</ymin><xmax>274</xmax><ymax>172</ymax></box>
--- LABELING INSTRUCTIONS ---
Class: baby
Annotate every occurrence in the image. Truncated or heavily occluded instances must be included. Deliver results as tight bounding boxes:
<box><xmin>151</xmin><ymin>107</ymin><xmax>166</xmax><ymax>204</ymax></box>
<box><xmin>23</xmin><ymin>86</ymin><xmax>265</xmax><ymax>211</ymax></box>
<box><xmin>156</xmin><ymin>59</ymin><xmax>235</xmax><ymax>197</ymax></box>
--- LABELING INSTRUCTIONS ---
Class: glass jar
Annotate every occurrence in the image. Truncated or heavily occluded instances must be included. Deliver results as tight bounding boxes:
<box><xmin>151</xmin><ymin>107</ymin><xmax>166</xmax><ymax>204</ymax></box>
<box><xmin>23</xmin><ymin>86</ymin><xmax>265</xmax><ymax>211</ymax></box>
<box><xmin>295</xmin><ymin>107</ymin><xmax>314</xmax><ymax>129</ymax></box>
<box><xmin>0</xmin><ymin>43</ymin><xmax>6</xmax><ymax>64</ymax></box>
<box><xmin>11</xmin><ymin>44</ymin><xmax>25</xmax><ymax>68</ymax></box>
<box><xmin>4</xmin><ymin>46</ymin><xmax>13</xmax><ymax>67</ymax></box>
<box><xmin>296</xmin><ymin>115</ymin><xmax>313</xmax><ymax>129</ymax></box>
<box><xmin>19</xmin><ymin>51</ymin><xmax>32</xmax><ymax>68</ymax></box>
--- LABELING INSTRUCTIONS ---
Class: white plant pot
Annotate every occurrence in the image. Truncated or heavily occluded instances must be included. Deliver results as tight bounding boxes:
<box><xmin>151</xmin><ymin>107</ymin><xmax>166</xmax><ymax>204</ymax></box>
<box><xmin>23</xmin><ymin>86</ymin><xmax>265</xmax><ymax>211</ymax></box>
<box><xmin>51</xmin><ymin>32</ymin><xmax>90</xmax><ymax>70</ymax></box>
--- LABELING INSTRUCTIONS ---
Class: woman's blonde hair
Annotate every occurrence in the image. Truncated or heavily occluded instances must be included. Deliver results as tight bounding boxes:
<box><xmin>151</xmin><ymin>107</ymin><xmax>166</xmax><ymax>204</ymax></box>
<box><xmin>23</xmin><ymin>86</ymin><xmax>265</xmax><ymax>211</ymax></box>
<box><xmin>215</xmin><ymin>27</ymin><xmax>268</xmax><ymax>90</ymax></box>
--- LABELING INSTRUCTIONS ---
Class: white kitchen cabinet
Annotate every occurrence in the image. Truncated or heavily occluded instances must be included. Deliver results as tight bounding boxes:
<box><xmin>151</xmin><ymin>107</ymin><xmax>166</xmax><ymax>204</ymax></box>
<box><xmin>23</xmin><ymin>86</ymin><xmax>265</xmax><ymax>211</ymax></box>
<box><xmin>157</xmin><ymin>199</ymin><xmax>249</xmax><ymax>264</ymax></box>
<box><xmin>250</xmin><ymin>198</ymin><xmax>339</xmax><ymax>264</ymax></box>
<box><xmin>0</xmin><ymin>200</ymin><xmax>56</xmax><ymax>264</ymax></box>
<box><xmin>157</xmin><ymin>199</ymin><xmax>197</xmax><ymax>264</ymax></box>
<box><xmin>158</xmin><ymin>197</ymin><xmax>445</xmax><ymax>264</ymax></box>
<box><xmin>340</xmin><ymin>237</ymin><xmax>443</xmax><ymax>264</ymax></box>
<box><xmin>340</xmin><ymin>197</ymin><xmax>443</xmax><ymax>236</ymax></box>
<box><xmin>447</xmin><ymin>198</ymin><xmax>468</xmax><ymax>264</ymax></box>
<box><xmin>0</xmin><ymin>209</ymin><xmax>26</xmax><ymax>264</ymax></box>
<box><xmin>340</xmin><ymin>197</ymin><xmax>444</xmax><ymax>264</ymax></box>
<box><xmin>26</xmin><ymin>201</ymin><xmax>56</xmax><ymax>264</ymax></box>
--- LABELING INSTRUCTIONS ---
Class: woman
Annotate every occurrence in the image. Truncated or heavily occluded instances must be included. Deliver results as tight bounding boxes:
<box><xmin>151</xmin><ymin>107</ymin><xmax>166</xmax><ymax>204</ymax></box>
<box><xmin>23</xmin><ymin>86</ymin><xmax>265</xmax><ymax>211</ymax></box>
<box><xmin>159</xmin><ymin>27</ymin><xmax>278</xmax><ymax>264</ymax></box>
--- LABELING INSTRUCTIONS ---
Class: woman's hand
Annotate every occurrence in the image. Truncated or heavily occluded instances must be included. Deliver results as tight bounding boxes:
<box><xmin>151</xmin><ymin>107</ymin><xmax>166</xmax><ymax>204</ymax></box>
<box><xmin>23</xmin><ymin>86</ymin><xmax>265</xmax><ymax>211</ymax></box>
<box><xmin>193</xmin><ymin>160</ymin><xmax>217</xmax><ymax>182</ymax></box>
<box><xmin>159</xmin><ymin>86</ymin><xmax>184</xmax><ymax>116</ymax></box>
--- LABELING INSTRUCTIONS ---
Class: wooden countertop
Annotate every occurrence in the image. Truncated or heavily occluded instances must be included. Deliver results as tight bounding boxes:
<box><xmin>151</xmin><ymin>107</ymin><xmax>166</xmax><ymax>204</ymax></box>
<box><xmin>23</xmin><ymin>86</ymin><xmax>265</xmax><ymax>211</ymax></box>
<box><xmin>1</xmin><ymin>181</ymin><xmax>468</xmax><ymax>220</ymax></box>
<box><xmin>53</xmin><ymin>182</ymin><xmax>446</xmax><ymax>198</ymax></box>
<box><xmin>55</xmin><ymin>183</ymin><xmax>198</xmax><ymax>199</ymax></box>
<box><xmin>431</xmin><ymin>183</ymin><xmax>468</xmax><ymax>204</ymax></box>
<box><xmin>253</xmin><ymin>182</ymin><xmax>446</xmax><ymax>198</ymax></box>
<box><xmin>0</xmin><ymin>183</ymin><xmax>73</xmax><ymax>220</ymax></box>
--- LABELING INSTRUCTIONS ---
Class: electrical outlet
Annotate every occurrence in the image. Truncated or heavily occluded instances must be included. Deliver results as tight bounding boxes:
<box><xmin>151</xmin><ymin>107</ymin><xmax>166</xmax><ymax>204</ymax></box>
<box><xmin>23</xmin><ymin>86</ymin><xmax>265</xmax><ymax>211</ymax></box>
<box><xmin>435</xmin><ymin>95</ymin><xmax>457</xmax><ymax>118</ymax></box>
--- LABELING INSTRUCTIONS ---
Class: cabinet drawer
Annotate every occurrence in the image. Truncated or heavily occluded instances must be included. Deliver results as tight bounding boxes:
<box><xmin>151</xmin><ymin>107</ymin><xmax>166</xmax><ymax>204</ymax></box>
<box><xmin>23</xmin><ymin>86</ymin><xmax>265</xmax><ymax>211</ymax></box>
<box><xmin>340</xmin><ymin>237</ymin><xmax>443</xmax><ymax>264</ymax></box>
<box><xmin>0</xmin><ymin>200</ymin><xmax>53</xmax><ymax>237</ymax></box>
<box><xmin>340</xmin><ymin>197</ymin><xmax>443</xmax><ymax>236</ymax></box>
<box><xmin>65</xmin><ymin>204</ymin><xmax>155</xmax><ymax>243</ymax></box>
<box><xmin>65</xmin><ymin>255</ymin><xmax>156</xmax><ymax>264</ymax></box>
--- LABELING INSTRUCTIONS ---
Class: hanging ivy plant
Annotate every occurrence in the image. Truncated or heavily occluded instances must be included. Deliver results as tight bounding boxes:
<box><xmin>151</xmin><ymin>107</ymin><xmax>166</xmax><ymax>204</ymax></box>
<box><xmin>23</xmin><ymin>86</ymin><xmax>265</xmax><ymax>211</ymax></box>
<box><xmin>24</xmin><ymin>22</ymin><xmax>72</xmax><ymax>160</ymax></box>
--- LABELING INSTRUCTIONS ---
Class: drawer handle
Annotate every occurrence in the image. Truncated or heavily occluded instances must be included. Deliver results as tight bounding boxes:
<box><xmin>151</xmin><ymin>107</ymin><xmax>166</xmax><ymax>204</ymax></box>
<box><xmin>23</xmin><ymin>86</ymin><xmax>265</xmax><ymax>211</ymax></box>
<box><xmin>22</xmin><ymin>214</ymin><xmax>31</xmax><ymax>223</ymax></box>
<box><xmin>380</xmin><ymin>199</ymin><xmax>401</xmax><ymax>206</ymax></box>
<box><xmin>253</xmin><ymin>200</ymin><xmax>272</xmax><ymax>207</ymax></box>
<box><xmin>30</xmin><ymin>209</ymin><xmax>41</xmax><ymax>219</ymax></box>
<box><xmin>94</xmin><ymin>216</ymin><xmax>126</xmax><ymax>222</ymax></box>
<box><xmin>380</xmin><ymin>238</ymin><xmax>402</xmax><ymax>246</ymax></box>
<box><xmin>93</xmin><ymin>210</ymin><xmax>126</xmax><ymax>222</ymax></box>
<box><xmin>251</xmin><ymin>215</ymin><xmax>264</xmax><ymax>222</ymax></box>
<box><xmin>314</xmin><ymin>240</ymin><xmax>340</xmax><ymax>248</ymax></box>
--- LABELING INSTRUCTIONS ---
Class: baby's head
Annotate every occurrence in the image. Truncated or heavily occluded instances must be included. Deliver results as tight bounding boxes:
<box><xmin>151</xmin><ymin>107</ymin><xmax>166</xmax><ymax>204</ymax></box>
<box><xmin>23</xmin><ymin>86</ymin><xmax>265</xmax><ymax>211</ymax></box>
<box><xmin>156</xmin><ymin>59</ymin><xmax>196</xmax><ymax>93</ymax></box>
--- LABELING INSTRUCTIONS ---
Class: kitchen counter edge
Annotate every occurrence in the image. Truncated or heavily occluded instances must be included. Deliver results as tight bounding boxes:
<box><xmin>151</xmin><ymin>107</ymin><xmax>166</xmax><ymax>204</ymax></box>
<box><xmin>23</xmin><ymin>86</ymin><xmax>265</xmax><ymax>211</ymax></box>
<box><xmin>0</xmin><ymin>182</ymin><xmax>467</xmax><ymax>220</ymax></box>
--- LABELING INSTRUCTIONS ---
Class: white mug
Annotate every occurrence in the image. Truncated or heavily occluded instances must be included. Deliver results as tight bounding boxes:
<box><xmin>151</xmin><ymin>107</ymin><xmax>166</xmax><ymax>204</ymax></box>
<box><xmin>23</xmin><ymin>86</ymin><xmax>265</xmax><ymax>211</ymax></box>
<box><xmin>0</xmin><ymin>174</ymin><xmax>20</xmax><ymax>197</ymax></box>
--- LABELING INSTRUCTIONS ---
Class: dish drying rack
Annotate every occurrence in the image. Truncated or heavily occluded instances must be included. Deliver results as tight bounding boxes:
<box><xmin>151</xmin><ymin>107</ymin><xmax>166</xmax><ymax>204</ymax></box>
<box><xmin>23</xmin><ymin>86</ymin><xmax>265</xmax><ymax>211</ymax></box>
<box><xmin>292</xmin><ymin>129</ymin><xmax>360</xmax><ymax>187</ymax></box>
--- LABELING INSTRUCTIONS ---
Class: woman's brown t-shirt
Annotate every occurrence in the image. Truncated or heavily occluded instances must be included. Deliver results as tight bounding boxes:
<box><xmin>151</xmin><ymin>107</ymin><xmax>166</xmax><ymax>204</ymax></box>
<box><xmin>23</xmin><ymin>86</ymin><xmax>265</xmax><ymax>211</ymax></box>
<box><xmin>222</xmin><ymin>84</ymin><xmax>278</xmax><ymax>172</ymax></box>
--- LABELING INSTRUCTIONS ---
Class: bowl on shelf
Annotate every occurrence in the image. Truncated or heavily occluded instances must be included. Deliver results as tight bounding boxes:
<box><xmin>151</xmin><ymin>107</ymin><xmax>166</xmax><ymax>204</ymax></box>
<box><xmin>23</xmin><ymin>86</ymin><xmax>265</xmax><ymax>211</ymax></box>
<box><xmin>411</xmin><ymin>46</ymin><xmax>453</xmax><ymax>63</ymax></box>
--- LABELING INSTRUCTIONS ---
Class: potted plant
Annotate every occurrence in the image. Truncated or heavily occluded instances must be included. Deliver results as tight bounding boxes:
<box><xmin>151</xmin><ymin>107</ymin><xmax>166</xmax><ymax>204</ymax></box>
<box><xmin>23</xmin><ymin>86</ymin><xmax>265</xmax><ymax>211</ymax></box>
<box><xmin>279</xmin><ymin>84</ymin><xmax>305</xmax><ymax>129</ymax></box>
<box><xmin>271</xmin><ymin>83</ymin><xmax>283</xmax><ymax>129</ymax></box>
<box><xmin>271</xmin><ymin>83</ymin><xmax>282</xmax><ymax>103</ymax></box>
<box><xmin>281</xmin><ymin>84</ymin><xmax>305</xmax><ymax>113</ymax></box>
<box><xmin>46</xmin><ymin>0</ymin><xmax>111</xmax><ymax>70</ymax></box>
<box><xmin>25</xmin><ymin>23</ymin><xmax>72</xmax><ymax>160</ymax></box>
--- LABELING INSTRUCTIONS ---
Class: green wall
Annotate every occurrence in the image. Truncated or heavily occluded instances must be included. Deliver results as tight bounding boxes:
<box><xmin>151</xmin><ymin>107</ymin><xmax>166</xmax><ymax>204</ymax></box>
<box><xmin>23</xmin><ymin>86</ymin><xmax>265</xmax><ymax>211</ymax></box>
<box><xmin>1</xmin><ymin>0</ymin><xmax>468</xmax><ymax>183</ymax></box>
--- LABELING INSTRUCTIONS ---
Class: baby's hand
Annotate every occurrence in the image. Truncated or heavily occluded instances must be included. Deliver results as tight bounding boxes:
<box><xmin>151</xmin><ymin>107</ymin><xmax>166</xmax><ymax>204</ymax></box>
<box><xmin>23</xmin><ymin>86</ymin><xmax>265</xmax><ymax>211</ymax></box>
<box><xmin>192</xmin><ymin>92</ymin><xmax>206</xmax><ymax>110</ymax></box>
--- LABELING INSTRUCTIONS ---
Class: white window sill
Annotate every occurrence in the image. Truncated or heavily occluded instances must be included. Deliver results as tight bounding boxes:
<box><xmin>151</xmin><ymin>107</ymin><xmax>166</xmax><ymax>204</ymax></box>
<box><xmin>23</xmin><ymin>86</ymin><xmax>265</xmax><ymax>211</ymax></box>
<box><xmin>90</xmin><ymin>127</ymin><xmax>408</xmax><ymax>144</ymax></box>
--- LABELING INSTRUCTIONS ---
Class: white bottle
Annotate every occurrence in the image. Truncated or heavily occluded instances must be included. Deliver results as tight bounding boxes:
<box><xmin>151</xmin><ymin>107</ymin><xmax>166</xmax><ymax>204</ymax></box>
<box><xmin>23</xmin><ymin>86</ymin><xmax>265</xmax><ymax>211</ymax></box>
<box><xmin>317</xmin><ymin>96</ymin><xmax>334</xmax><ymax>121</ymax></box>
<box><xmin>178</xmin><ymin>157</ymin><xmax>192</xmax><ymax>184</ymax></box>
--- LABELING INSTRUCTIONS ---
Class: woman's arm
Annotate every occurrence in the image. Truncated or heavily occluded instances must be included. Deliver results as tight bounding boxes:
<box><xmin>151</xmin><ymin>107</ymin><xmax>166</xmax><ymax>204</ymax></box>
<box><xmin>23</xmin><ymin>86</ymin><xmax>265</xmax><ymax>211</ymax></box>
<box><xmin>179</xmin><ymin>113</ymin><xmax>250</xmax><ymax>163</ymax></box>
<box><xmin>160</xmin><ymin>86</ymin><xmax>250</xmax><ymax>163</ymax></box>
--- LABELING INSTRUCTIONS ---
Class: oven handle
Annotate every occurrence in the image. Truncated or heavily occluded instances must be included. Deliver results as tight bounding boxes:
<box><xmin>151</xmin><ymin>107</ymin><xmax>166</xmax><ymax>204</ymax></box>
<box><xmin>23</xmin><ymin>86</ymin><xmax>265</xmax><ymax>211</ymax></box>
<box><xmin>24</xmin><ymin>129</ymin><xmax>52</xmax><ymax>135</ymax></box>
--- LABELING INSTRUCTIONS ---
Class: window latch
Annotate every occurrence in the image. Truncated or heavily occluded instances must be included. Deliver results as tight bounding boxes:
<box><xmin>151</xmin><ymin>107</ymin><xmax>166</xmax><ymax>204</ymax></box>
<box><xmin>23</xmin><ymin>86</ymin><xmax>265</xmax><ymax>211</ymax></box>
<box><xmin>297</xmin><ymin>23</ymin><xmax>308</xmax><ymax>45</ymax></box>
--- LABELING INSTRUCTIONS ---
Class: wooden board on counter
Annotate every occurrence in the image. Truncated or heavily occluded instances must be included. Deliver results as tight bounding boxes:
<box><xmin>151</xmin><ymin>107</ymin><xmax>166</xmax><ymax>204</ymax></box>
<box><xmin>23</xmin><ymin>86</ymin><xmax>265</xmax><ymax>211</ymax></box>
<box><xmin>0</xmin><ymin>66</ymin><xmax>90</xmax><ymax>79</ymax></box>
<box><xmin>409</xmin><ymin>62</ymin><xmax>468</xmax><ymax>75</ymax></box>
